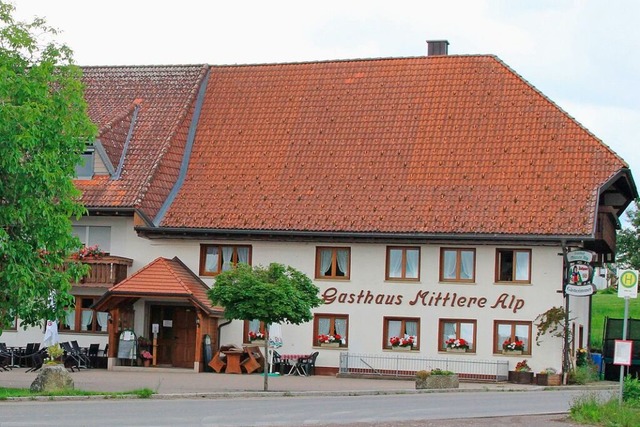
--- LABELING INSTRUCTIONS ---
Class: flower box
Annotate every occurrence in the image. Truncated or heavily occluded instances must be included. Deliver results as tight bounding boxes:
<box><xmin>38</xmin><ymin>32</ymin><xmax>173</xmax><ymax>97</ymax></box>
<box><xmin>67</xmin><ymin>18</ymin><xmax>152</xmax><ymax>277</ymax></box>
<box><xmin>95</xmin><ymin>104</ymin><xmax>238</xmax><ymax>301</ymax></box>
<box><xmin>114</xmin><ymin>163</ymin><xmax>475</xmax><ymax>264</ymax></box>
<box><xmin>502</xmin><ymin>350</ymin><xmax>522</xmax><ymax>355</ymax></box>
<box><xmin>536</xmin><ymin>373</ymin><xmax>562</xmax><ymax>386</ymax></box>
<box><xmin>320</xmin><ymin>342</ymin><xmax>340</xmax><ymax>348</ymax></box>
<box><xmin>508</xmin><ymin>371</ymin><xmax>533</xmax><ymax>384</ymax></box>
<box><xmin>250</xmin><ymin>340</ymin><xmax>266</xmax><ymax>346</ymax></box>
<box><xmin>446</xmin><ymin>348</ymin><xmax>467</xmax><ymax>353</ymax></box>
<box><xmin>392</xmin><ymin>345</ymin><xmax>412</xmax><ymax>351</ymax></box>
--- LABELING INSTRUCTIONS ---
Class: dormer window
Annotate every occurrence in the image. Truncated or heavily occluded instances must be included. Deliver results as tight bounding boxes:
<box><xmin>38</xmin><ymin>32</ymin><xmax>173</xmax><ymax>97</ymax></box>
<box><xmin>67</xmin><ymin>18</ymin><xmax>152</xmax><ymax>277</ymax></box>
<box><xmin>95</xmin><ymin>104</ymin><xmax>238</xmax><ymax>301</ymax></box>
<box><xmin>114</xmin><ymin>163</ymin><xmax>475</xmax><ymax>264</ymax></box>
<box><xmin>75</xmin><ymin>146</ymin><xmax>95</xmax><ymax>179</ymax></box>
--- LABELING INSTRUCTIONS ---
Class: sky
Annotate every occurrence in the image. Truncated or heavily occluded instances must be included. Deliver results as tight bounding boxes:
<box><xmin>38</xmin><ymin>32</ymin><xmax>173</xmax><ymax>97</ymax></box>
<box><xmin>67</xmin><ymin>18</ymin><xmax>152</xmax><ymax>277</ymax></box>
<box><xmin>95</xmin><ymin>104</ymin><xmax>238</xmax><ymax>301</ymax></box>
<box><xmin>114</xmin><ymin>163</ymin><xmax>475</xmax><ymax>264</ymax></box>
<box><xmin>12</xmin><ymin>0</ymin><xmax>640</xmax><ymax>215</ymax></box>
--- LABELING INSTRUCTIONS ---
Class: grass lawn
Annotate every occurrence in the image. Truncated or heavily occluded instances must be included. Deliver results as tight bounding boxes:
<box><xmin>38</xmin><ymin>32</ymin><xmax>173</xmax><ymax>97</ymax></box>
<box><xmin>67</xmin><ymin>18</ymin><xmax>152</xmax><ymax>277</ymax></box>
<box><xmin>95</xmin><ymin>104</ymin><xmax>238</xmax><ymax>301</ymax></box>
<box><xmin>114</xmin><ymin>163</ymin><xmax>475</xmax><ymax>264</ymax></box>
<box><xmin>591</xmin><ymin>291</ymin><xmax>640</xmax><ymax>350</ymax></box>
<box><xmin>0</xmin><ymin>387</ymin><xmax>154</xmax><ymax>400</ymax></box>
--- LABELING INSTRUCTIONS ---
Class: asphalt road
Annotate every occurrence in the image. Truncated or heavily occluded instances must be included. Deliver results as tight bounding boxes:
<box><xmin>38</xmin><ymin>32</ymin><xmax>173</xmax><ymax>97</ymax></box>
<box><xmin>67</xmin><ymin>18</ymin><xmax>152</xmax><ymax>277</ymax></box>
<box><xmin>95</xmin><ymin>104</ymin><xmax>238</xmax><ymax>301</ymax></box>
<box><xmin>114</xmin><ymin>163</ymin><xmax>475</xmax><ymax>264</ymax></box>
<box><xmin>0</xmin><ymin>389</ymin><xmax>611</xmax><ymax>426</ymax></box>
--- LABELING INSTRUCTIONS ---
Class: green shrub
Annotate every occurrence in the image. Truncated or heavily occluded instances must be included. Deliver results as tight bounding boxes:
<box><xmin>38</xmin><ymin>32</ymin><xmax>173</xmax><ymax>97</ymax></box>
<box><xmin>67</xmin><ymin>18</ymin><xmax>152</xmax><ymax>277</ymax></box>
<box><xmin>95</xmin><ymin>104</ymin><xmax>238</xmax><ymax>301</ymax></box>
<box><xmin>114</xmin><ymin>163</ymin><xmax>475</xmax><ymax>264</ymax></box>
<box><xmin>570</xmin><ymin>364</ymin><xmax>600</xmax><ymax>385</ymax></box>
<box><xmin>415</xmin><ymin>368</ymin><xmax>455</xmax><ymax>379</ymax></box>
<box><xmin>624</xmin><ymin>376</ymin><xmax>640</xmax><ymax>403</ymax></box>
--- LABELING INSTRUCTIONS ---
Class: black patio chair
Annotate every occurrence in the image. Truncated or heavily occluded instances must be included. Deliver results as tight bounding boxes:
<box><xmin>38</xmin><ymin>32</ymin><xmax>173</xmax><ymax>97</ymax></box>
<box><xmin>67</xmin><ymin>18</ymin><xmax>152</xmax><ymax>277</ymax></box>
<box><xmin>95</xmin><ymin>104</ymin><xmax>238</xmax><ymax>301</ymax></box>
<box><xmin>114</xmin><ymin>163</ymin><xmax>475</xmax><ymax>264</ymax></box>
<box><xmin>25</xmin><ymin>348</ymin><xmax>47</xmax><ymax>373</ymax></box>
<box><xmin>0</xmin><ymin>343</ymin><xmax>11</xmax><ymax>371</ymax></box>
<box><xmin>87</xmin><ymin>344</ymin><xmax>100</xmax><ymax>368</ymax></box>
<box><xmin>298</xmin><ymin>351</ymin><xmax>319</xmax><ymax>376</ymax></box>
<box><xmin>71</xmin><ymin>341</ymin><xmax>91</xmax><ymax>368</ymax></box>
<box><xmin>60</xmin><ymin>341</ymin><xmax>83</xmax><ymax>372</ymax></box>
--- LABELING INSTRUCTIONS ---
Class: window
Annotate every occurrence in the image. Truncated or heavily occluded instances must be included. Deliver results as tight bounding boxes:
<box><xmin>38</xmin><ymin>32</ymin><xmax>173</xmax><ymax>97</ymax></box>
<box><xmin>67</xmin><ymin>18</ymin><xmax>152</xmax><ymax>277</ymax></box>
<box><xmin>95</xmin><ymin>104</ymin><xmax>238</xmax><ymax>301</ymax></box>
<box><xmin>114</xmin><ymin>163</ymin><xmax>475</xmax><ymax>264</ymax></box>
<box><xmin>244</xmin><ymin>320</ymin><xmax>266</xmax><ymax>344</ymax></box>
<box><xmin>71</xmin><ymin>225</ymin><xmax>111</xmax><ymax>253</ymax></box>
<box><xmin>75</xmin><ymin>148</ymin><xmax>95</xmax><ymax>179</ymax></box>
<box><xmin>199</xmin><ymin>244</ymin><xmax>251</xmax><ymax>276</ymax></box>
<box><xmin>61</xmin><ymin>296</ymin><xmax>108</xmax><ymax>333</ymax></box>
<box><xmin>494</xmin><ymin>320</ymin><xmax>532</xmax><ymax>355</ymax></box>
<box><xmin>439</xmin><ymin>319</ymin><xmax>476</xmax><ymax>352</ymax></box>
<box><xmin>440</xmin><ymin>248</ymin><xmax>475</xmax><ymax>282</ymax></box>
<box><xmin>383</xmin><ymin>317</ymin><xmax>420</xmax><ymax>350</ymax></box>
<box><xmin>496</xmin><ymin>249</ymin><xmax>531</xmax><ymax>283</ymax></box>
<box><xmin>315</xmin><ymin>247</ymin><xmax>350</xmax><ymax>279</ymax></box>
<box><xmin>313</xmin><ymin>314</ymin><xmax>348</xmax><ymax>347</ymax></box>
<box><xmin>386</xmin><ymin>247</ymin><xmax>420</xmax><ymax>280</ymax></box>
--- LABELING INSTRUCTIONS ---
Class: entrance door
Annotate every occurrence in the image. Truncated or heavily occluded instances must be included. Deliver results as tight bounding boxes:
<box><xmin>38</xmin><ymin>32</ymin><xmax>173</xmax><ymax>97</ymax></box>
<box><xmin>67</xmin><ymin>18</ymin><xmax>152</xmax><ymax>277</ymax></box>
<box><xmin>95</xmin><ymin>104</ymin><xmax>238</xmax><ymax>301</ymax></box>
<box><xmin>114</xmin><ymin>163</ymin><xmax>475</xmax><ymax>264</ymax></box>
<box><xmin>149</xmin><ymin>305</ymin><xmax>196</xmax><ymax>368</ymax></box>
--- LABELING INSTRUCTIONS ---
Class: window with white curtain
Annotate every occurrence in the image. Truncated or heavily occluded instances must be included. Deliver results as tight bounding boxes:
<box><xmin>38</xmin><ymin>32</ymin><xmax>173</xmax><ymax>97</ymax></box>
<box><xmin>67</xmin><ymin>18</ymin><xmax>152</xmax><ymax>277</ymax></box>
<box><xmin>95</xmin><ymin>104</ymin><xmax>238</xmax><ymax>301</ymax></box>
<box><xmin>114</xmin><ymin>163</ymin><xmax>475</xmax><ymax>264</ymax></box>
<box><xmin>315</xmin><ymin>247</ymin><xmax>350</xmax><ymax>279</ymax></box>
<box><xmin>61</xmin><ymin>297</ymin><xmax>108</xmax><ymax>333</ymax></box>
<box><xmin>199</xmin><ymin>244</ymin><xmax>252</xmax><ymax>276</ymax></box>
<box><xmin>440</xmin><ymin>248</ymin><xmax>476</xmax><ymax>282</ymax></box>
<box><xmin>386</xmin><ymin>247</ymin><xmax>420</xmax><ymax>280</ymax></box>
<box><xmin>493</xmin><ymin>320</ymin><xmax>532</xmax><ymax>354</ymax></box>
<box><xmin>496</xmin><ymin>249</ymin><xmax>531</xmax><ymax>283</ymax></box>
<box><xmin>439</xmin><ymin>319</ymin><xmax>476</xmax><ymax>352</ymax></box>
<box><xmin>314</xmin><ymin>314</ymin><xmax>349</xmax><ymax>347</ymax></box>
<box><xmin>71</xmin><ymin>225</ymin><xmax>111</xmax><ymax>253</ymax></box>
<box><xmin>383</xmin><ymin>317</ymin><xmax>420</xmax><ymax>350</ymax></box>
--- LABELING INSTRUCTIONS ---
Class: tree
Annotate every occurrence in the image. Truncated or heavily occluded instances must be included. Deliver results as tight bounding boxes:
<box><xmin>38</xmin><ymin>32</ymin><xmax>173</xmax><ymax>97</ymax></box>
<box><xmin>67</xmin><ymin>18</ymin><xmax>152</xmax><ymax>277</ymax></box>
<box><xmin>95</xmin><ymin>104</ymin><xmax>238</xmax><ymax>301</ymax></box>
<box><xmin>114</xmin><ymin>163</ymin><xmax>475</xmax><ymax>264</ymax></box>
<box><xmin>0</xmin><ymin>2</ymin><xmax>96</xmax><ymax>333</ymax></box>
<box><xmin>616</xmin><ymin>200</ymin><xmax>640</xmax><ymax>270</ymax></box>
<box><xmin>208</xmin><ymin>263</ymin><xmax>324</xmax><ymax>390</ymax></box>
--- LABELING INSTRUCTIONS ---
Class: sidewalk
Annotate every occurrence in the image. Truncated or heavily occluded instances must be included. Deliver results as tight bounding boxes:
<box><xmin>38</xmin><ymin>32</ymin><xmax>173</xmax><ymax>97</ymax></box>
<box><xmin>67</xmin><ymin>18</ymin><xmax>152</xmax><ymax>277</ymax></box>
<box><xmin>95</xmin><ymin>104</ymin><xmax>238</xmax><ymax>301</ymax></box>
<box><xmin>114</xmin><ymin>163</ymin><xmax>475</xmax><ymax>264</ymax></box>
<box><xmin>0</xmin><ymin>367</ymin><xmax>617</xmax><ymax>398</ymax></box>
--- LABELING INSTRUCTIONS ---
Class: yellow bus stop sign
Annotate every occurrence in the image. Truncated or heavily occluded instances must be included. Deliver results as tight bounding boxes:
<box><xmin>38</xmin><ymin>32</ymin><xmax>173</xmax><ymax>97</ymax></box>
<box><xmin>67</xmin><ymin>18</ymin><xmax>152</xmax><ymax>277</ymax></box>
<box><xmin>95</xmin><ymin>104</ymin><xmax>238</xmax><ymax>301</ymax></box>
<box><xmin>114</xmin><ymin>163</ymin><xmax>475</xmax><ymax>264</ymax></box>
<box><xmin>618</xmin><ymin>270</ymin><xmax>639</xmax><ymax>298</ymax></box>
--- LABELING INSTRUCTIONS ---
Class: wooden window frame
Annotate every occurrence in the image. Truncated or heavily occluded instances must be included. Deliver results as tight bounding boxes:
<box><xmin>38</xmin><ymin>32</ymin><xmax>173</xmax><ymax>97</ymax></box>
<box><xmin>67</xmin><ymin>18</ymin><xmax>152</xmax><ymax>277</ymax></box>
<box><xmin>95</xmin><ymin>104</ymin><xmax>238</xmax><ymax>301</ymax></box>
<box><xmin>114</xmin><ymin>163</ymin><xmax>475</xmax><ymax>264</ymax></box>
<box><xmin>385</xmin><ymin>246</ymin><xmax>421</xmax><ymax>281</ymax></box>
<box><xmin>313</xmin><ymin>313</ymin><xmax>349</xmax><ymax>347</ymax></box>
<box><xmin>438</xmin><ymin>318</ymin><xmax>477</xmax><ymax>353</ymax></box>
<box><xmin>383</xmin><ymin>316</ymin><xmax>420</xmax><ymax>350</ymax></box>
<box><xmin>199</xmin><ymin>244</ymin><xmax>252</xmax><ymax>277</ymax></box>
<box><xmin>61</xmin><ymin>296</ymin><xmax>108</xmax><ymax>333</ymax></box>
<box><xmin>315</xmin><ymin>247</ymin><xmax>351</xmax><ymax>280</ymax></box>
<box><xmin>495</xmin><ymin>249</ymin><xmax>532</xmax><ymax>283</ymax></box>
<box><xmin>493</xmin><ymin>320</ymin><xmax>532</xmax><ymax>355</ymax></box>
<box><xmin>243</xmin><ymin>320</ymin><xmax>266</xmax><ymax>344</ymax></box>
<box><xmin>439</xmin><ymin>248</ymin><xmax>476</xmax><ymax>282</ymax></box>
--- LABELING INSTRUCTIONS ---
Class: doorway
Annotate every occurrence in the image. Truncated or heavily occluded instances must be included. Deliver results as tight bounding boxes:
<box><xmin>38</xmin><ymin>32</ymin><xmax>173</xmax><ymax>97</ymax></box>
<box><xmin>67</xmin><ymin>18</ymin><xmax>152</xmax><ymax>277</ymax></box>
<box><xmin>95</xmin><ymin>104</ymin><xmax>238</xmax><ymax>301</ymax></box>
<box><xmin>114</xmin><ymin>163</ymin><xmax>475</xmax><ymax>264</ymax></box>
<box><xmin>149</xmin><ymin>305</ymin><xmax>197</xmax><ymax>368</ymax></box>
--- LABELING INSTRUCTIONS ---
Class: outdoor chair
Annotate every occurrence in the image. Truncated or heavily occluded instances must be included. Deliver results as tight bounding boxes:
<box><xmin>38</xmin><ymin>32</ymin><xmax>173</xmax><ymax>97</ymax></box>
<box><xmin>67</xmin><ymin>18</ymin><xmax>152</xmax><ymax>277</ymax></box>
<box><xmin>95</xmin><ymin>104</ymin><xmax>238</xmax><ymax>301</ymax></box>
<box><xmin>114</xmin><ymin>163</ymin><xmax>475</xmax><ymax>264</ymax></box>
<box><xmin>87</xmin><ymin>344</ymin><xmax>100</xmax><ymax>368</ymax></box>
<box><xmin>60</xmin><ymin>341</ymin><xmax>84</xmax><ymax>372</ymax></box>
<box><xmin>25</xmin><ymin>348</ymin><xmax>47</xmax><ymax>373</ymax></box>
<box><xmin>0</xmin><ymin>343</ymin><xmax>11</xmax><ymax>371</ymax></box>
<box><xmin>298</xmin><ymin>351</ymin><xmax>319</xmax><ymax>376</ymax></box>
<box><xmin>71</xmin><ymin>341</ymin><xmax>91</xmax><ymax>367</ymax></box>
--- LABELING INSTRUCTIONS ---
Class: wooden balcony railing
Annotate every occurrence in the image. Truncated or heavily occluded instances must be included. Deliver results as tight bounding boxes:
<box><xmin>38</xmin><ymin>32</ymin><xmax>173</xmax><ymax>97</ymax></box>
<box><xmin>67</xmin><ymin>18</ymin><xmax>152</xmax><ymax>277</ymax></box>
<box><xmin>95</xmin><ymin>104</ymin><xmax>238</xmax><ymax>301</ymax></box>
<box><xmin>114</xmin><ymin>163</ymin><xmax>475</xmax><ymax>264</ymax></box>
<box><xmin>76</xmin><ymin>255</ymin><xmax>133</xmax><ymax>287</ymax></box>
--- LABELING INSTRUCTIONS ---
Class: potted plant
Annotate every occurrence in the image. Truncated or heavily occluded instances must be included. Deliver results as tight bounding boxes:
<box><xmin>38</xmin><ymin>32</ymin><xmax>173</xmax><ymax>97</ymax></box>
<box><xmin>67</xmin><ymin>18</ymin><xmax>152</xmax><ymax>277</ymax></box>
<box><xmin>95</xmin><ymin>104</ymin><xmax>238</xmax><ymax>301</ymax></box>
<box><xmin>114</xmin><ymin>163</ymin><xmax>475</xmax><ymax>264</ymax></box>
<box><xmin>46</xmin><ymin>344</ymin><xmax>64</xmax><ymax>364</ymax></box>
<box><xmin>445</xmin><ymin>338</ymin><xmax>470</xmax><ymax>353</ymax></box>
<box><xmin>140</xmin><ymin>350</ymin><xmax>153</xmax><ymax>367</ymax></box>
<box><xmin>508</xmin><ymin>359</ymin><xmax>533</xmax><ymax>384</ymax></box>
<box><xmin>71</xmin><ymin>244</ymin><xmax>105</xmax><ymax>260</ymax></box>
<box><xmin>415</xmin><ymin>368</ymin><xmax>459</xmax><ymax>389</ymax></box>
<box><xmin>536</xmin><ymin>367</ymin><xmax>562</xmax><ymax>386</ymax></box>
<box><xmin>317</xmin><ymin>333</ymin><xmax>342</xmax><ymax>347</ymax></box>
<box><xmin>248</xmin><ymin>331</ymin><xmax>265</xmax><ymax>345</ymax></box>
<box><xmin>390</xmin><ymin>336</ymin><xmax>414</xmax><ymax>350</ymax></box>
<box><xmin>502</xmin><ymin>339</ymin><xmax>524</xmax><ymax>355</ymax></box>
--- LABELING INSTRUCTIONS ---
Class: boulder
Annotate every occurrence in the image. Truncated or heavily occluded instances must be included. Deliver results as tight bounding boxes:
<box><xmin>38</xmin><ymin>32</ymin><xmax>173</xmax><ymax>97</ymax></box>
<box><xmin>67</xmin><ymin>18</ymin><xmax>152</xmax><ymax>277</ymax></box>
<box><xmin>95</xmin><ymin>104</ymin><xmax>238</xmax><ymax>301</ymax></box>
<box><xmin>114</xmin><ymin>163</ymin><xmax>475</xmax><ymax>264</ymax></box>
<box><xmin>30</xmin><ymin>364</ymin><xmax>74</xmax><ymax>393</ymax></box>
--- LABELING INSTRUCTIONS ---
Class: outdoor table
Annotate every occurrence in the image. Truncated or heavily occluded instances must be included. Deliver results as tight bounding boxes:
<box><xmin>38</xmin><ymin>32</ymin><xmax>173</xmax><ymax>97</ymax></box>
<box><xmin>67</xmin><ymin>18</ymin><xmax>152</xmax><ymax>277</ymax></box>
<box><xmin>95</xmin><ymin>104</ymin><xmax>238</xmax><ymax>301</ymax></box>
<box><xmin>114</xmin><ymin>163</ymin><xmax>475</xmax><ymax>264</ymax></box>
<box><xmin>222</xmin><ymin>350</ymin><xmax>245</xmax><ymax>374</ymax></box>
<box><xmin>280</xmin><ymin>354</ymin><xmax>310</xmax><ymax>376</ymax></box>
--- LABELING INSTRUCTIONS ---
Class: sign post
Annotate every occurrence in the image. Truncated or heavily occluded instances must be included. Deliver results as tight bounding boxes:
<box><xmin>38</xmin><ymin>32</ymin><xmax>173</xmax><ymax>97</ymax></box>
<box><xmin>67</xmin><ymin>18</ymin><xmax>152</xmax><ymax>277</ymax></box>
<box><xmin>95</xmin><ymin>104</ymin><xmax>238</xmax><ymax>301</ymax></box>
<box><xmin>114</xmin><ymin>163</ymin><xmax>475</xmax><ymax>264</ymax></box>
<box><xmin>616</xmin><ymin>269</ymin><xmax>638</xmax><ymax>404</ymax></box>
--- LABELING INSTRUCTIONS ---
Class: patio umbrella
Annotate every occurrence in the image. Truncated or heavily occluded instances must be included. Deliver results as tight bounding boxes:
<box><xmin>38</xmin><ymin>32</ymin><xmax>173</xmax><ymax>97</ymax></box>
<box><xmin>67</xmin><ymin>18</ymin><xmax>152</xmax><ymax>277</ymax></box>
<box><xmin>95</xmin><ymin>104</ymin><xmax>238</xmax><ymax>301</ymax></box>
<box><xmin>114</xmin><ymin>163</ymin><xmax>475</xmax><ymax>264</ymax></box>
<box><xmin>42</xmin><ymin>320</ymin><xmax>59</xmax><ymax>348</ymax></box>
<box><xmin>268</xmin><ymin>323</ymin><xmax>283</xmax><ymax>374</ymax></box>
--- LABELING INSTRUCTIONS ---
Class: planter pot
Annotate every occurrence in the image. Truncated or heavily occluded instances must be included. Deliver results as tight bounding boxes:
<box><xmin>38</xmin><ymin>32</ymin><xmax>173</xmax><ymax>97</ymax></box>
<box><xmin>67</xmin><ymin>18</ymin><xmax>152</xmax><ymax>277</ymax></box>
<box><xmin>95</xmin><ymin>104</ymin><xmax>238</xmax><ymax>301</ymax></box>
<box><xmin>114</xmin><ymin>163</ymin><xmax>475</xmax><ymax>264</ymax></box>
<box><xmin>320</xmin><ymin>342</ymin><xmax>340</xmax><ymax>348</ymax></box>
<box><xmin>143</xmin><ymin>359</ymin><xmax>151</xmax><ymax>368</ymax></box>
<box><xmin>392</xmin><ymin>345</ymin><xmax>412</xmax><ymax>351</ymax></box>
<box><xmin>536</xmin><ymin>373</ymin><xmax>562</xmax><ymax>386</ymax></box>
<box><xmin>508</xmin><ymin>371</ymin><xmax>533</xmax><ymax>384</ymax></box>
<box><xmin>502</xmin><ymin>350</ymin><xmax>522</xmax><ymax>355</ymax></box>
<box><xmin>416</xmin><ymin>374</ymin><xmax>459</xmax><ymax>389</ymax></box>
<box><xmin>446</xmin><ymin>348</ymin><xmax>467</xmax><ymax>353</ymax></box>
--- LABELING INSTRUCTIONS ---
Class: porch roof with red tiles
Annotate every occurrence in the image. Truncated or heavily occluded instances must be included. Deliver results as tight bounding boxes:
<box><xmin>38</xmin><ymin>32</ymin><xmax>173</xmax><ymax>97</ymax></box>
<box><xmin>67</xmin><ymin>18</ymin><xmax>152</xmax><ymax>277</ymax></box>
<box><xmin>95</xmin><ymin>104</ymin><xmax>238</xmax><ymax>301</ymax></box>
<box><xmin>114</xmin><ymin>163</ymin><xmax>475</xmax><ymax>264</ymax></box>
<box><xmin>159</xmin><ymin>55</ymin><xmax>631</xmax><ymax>237</ymax></box>
<box><xmin>97</xmin><ymin>257</ymin><xmax>221</xmax><ymax>315</ymax></box>
<box><xmin>76</xmin><ymin>65</ymin><xmax>208</xmax><ymax>220</ymax></box>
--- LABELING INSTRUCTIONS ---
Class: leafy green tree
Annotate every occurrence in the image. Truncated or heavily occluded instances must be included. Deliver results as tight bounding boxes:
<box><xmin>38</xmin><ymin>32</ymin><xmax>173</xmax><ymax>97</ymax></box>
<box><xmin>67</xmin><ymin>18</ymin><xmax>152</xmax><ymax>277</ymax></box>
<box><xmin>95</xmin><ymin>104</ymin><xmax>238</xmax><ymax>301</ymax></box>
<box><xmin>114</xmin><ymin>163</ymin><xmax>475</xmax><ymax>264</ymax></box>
<box><xmin>616</xmin><ymin>200</ymin><xmax>640</xmax><ymax>270</ymax></box>
<box><xmin>208</xmin><ymin>263</ymin><xmax>324</xmax><ymax>390</ymax></box>
<box><xmin>0</xmin><ymin>2</ymin><xmax>96</xmax><ymax>332</ymax></box>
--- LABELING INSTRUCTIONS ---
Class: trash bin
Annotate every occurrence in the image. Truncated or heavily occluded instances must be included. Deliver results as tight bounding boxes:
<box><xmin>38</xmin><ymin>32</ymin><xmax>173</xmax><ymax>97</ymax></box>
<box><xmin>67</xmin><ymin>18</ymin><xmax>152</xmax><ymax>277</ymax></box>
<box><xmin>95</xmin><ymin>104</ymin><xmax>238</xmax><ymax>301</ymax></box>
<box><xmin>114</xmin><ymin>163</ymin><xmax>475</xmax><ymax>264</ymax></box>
<box><xmin>591</xmin><ymin>353</ymin><xmax>603</xmax><ymax>378</ymax></box>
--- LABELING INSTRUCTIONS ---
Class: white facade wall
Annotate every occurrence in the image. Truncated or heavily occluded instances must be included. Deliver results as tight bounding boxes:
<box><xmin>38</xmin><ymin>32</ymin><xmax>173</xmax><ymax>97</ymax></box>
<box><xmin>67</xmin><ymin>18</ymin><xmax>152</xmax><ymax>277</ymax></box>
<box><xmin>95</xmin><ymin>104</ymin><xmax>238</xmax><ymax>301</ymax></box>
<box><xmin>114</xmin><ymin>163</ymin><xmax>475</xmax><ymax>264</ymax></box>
<box><xmin>3</xmin><ymin>216</ymin><xmax>591</xmax><ymax>374</ymax></box>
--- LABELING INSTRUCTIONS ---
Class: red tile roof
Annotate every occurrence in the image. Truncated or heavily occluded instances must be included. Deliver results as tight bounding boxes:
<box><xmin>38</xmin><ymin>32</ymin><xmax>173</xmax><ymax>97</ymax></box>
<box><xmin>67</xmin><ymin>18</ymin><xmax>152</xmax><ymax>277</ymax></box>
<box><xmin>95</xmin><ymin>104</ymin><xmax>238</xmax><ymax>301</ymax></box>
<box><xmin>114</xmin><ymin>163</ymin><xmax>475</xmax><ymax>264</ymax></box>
<box><xmin>159</xmin><ymin>55</ymin><xmax>630</xmax><ymax>236</ymax></box>
<box><xmin>96</xmin><ymin>257</ymin><xmax>221</xmax><ymax>315</ymax></box>
<box><xmin>77</xmin><ymin>65</ymin><xmax>208</xmax><ymax>220</ymax></box>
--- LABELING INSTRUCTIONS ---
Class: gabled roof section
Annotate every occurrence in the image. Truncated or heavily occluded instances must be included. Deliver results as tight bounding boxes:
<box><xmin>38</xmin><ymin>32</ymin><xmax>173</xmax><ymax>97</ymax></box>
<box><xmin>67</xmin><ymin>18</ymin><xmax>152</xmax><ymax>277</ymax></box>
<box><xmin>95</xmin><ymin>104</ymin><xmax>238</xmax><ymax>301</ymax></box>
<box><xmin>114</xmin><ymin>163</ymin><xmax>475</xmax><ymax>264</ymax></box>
<box><xmin>159</xmin><ymin>55</ymin><xmax>634</xmax><ymax>237</ymax></box>
<box><xmin>76</xmin><ymin>65</ymin><xmax>208</xmax><ymax>221</ymax></box>
<box><xmin>94</xmin><ymin>257</ymin><xmax>222</xmax><ymax>315</ymax></box>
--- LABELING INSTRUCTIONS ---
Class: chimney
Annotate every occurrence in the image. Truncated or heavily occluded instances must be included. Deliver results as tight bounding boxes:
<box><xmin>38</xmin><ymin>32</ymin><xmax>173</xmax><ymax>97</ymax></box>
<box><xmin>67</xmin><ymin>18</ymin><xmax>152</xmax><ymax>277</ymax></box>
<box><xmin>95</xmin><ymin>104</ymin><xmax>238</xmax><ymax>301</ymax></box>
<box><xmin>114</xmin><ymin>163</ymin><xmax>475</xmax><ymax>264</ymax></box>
<box><xmin>427</xmin><ymin>40</ymin><xmax>449</xmax><ymax>56</ymax></box>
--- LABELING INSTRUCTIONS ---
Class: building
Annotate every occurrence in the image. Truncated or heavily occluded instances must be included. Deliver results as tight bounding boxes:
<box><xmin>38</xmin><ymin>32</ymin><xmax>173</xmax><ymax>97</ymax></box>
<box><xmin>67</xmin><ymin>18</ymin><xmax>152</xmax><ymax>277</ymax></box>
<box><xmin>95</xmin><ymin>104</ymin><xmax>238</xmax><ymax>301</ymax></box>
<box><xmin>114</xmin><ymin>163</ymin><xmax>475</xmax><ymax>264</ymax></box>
<box><xmin>3</xmin><ymin>42</ymin><xmax>636</xmax><ymax>375</ymax></box>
